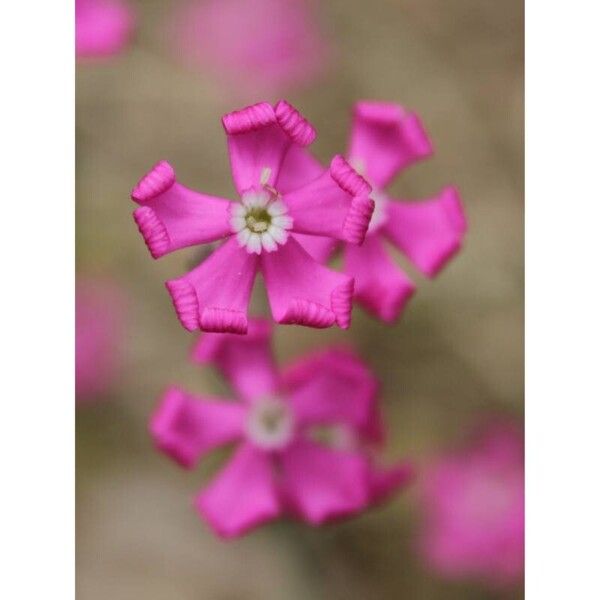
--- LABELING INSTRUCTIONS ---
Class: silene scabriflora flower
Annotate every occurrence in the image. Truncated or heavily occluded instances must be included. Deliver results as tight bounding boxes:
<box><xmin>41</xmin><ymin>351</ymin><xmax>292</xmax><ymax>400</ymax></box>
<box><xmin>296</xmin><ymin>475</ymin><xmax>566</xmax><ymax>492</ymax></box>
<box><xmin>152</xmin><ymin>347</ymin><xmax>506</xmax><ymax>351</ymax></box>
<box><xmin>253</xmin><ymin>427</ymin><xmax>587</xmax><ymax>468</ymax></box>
<box><xmin>75</xmin><ymin>0</ymin><xmax>135</xmax><ymax>60</ymax></box>
<box><xmin>419</xmin><ymin>421</ymin><xmax>524</xmax><ymax>588</ymax></box>
<box><xmin>75</xmin><ymin>278</ymin><xmax>125</xmax><ymax>403</ymax></box>
<box><xmin>131</xmin><ymin>101</ymin><xmax>375</xmax><ymax>334</ymax></box>
<box><xmin>277</xmin><ymin>101</ymin><xmax>468</xmax><ymax>322</ymax></box>
<box><xmin>172</xmin><ymin>0</ymin><xmax>330</xmax><ymax>96</ymax></box>
<box><xmin>150</xmin><ymin>319</ymin><xmax>414</xmax><ymax>539</ymax></box>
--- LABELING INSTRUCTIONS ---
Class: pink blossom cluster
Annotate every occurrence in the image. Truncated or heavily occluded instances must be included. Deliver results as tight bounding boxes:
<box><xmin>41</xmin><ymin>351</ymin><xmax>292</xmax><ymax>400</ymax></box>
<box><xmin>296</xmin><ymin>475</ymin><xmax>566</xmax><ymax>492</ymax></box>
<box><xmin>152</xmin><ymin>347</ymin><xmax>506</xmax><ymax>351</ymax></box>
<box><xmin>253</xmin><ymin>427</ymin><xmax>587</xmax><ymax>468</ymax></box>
<box><xmin>127</xmin><ymin>99</ymin><xmax>520</xmax><ymax>587</ymax></box>
<box><xmin>76</xmin><ymin>0</ymin><xmax>135</xmax><ymax>60</ymax></box>
<box><xmin>419</xmin><ymin>421</ymin><xmax>525</xmax><ymax>588</ymax></box>
<box><xmin>151</xmin><ymin>319</ymin><xmax>413</xmax><ymax>538</ymax></box>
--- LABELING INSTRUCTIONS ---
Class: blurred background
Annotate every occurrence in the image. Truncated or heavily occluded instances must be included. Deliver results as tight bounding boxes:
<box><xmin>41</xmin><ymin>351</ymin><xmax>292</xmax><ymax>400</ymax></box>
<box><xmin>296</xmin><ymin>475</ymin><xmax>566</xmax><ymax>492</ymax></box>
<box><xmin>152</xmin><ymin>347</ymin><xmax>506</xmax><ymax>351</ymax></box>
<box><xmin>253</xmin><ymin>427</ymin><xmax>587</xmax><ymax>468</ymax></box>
<box><xmin>76</xmin><ymin>0</ymin><xmax>523</xmax><ymax>598</ymax></box>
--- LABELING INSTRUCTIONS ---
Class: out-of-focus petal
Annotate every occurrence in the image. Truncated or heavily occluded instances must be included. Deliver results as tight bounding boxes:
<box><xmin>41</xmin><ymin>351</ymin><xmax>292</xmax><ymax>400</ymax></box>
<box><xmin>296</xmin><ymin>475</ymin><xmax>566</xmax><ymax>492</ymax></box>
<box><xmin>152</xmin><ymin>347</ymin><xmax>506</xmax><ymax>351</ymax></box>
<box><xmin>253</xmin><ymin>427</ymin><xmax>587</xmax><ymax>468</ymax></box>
<box><xmin>195</xmin><ymin>442</ymin><xmax>281</xmax><ymax>538</ymax></box>
<box><xmin>383</xmin><ymin>187</ymin><xmax>467</xmax><ymax>277</ymax></box>
<box><xmin>419</xmin><ymin>421</ymin><xmax>524</xmax><ymax>587</ymax></box>
<box><xmin>222</xmin><ymin>101</ymin><xmax>315</xmax><ymax>196</ymax></box>
<box><xmin>76</xmin><ymin>0</ymin><xmax>135</xmax><ymax>59</ymax></box>
<box><xmin>285</xmin><ymin>155</ymin><xmax>374</xmax><ymax>244</ymax></box>
<box><xmin>261</xmin><ymin>236</ymin><xmax>354</xmax><ymax>330</ymax></box>
<box><xmin>283</xmin><ymin>348</ymin><xmax>379</xmax><ymax>439</ymax></box>
<box><xmin>149</xmin><ymin>387</ymin><xmax>245</xmax><ymax>468</ymax></box>
<box><xmin>280</xmin><ymin>439</ymin><xmax>370</xmax><ymax>524</ymax></box>
<box><xmin>343</xmin><ymin>234</ymin><xmax>416</xmax><ymax>322</ymax></box>
<box><xmin>277</xmin><ymin>144</ymin><xmax>326</xmax><ymax>194</ymax></box>
<box><xmin>369</xmin><ymin>461</ymin><xmax>415</xmax><ymax>505</ymax></box>
<box><xmin>172</xmin><ymin>0</ymin><xmax>330</xmax><ymax>96</ymax></box>
<box><xmin>75</xmin><ymin>278</ymin><xmax>125</xmax><ymax>401</ymax></box>
<box><xmin>166</xmin><ymin>237</ymin><xmax>258</xmax><ymax>333</ymax></box>
<box><xmin>348</xmin><ymin>101</ymin><xmax>433</xmax><ymax>189</ymax></box>
<box><xmin>131</xmin><ymin>161</ymin><xmax>233</xmax><ymax>259</ymax></box>
<box><xmin>191</xmin><ymin>319</ymin><xmax>279</xmax><ymax>403</ymax></box>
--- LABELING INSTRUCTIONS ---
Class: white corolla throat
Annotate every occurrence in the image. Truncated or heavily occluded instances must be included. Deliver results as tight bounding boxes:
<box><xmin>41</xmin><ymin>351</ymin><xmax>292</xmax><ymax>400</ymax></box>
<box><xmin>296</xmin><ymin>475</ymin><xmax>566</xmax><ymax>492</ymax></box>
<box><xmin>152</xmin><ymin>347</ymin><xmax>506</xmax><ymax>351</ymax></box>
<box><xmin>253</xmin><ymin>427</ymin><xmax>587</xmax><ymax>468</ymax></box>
<box><xmin>230</xmin><ymin>186</ymin><xmax>293</xmax><ymax>255</ymax></box>
<box><xmin>245</xmin><ymin>397</ymin><xmax>295</xmax><ymax>450</ymax></box>
<box><xmin>349</xmin><ymin>156</ymin><xmax>389</xmax><ymax>233</ymax></box>
<box><xmin>368</xmin><ymin>189</ymin><xmax>390</xmax><ymax>233</ymax></box>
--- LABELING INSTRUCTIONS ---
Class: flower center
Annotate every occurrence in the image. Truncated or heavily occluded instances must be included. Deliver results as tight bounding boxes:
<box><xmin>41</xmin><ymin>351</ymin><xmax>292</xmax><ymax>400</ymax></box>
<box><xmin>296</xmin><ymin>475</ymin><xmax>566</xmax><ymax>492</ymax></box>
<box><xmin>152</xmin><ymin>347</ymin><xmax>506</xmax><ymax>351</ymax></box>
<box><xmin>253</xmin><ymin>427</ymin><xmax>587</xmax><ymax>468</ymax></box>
<box><xmin>230</xmin><ymin>178</ymin><xmax>294</xmax><ymax>255</ymax></box>
<box><xmin>245</xmin><ymin>207</ymin><xmax>271</xmax><ymax>233</ymax></box>
<box><xmin>245</xmin><ymin>397</ymin><xmax>295</xmax><ymax>450</ymax></box>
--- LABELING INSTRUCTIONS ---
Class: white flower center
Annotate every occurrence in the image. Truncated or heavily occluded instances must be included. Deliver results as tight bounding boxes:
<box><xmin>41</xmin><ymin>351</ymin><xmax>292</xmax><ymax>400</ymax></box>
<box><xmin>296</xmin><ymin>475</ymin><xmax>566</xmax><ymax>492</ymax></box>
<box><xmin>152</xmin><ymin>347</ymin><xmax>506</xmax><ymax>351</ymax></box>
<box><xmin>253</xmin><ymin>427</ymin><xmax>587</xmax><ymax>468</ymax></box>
<box><xmin>230</xmin><ymin>177</ymin><xmax>293</xmax><ymax>255</ymax></box>
<box><xmin>245</xmin><ymin>397</ymin><xmax>295</xmax><ymax>450</ymax></box>
<box><xmin>349</xmin><ymin>157</ymin><xmax>389</xmax><ymax>234</ymax></box>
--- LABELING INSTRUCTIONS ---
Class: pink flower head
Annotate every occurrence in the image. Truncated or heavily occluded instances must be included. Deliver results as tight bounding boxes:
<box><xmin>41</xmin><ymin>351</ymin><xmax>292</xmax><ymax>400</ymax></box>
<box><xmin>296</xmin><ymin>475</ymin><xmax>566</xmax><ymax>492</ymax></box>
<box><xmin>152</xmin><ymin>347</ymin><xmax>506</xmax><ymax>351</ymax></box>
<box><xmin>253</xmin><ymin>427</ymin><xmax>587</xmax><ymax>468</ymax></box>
<box><xmin>76</xmin><ymin>278</ymin><xmax>125</xmax><ymax>402</ymax></box>
<box><xmin>172</xmin><ymin>0</ymin><xmax>330</xmax><ymax>96</ymax></box>
<box><xmin>419</xmin><ymin>421</ymin><xmax>524</xmax><ymax>588</ymax></box>
<box><xmin>150</xmin><ymin>319</ymin><xmax>413</xmax><ymax>539</ymax></box>
<box><xmin>76</xmin><ymin>0</ymin><xmax>135</xmax><ymax>60</ymax></box>
<box><xmin>131</xmin><ymin>101</ymin><xmax>375</xmax><ymax>334</ymax></box>
<box><xmin>278</xmin><ymin>101</ymin><xmax>468</xmax><ymax>322</ymax></box>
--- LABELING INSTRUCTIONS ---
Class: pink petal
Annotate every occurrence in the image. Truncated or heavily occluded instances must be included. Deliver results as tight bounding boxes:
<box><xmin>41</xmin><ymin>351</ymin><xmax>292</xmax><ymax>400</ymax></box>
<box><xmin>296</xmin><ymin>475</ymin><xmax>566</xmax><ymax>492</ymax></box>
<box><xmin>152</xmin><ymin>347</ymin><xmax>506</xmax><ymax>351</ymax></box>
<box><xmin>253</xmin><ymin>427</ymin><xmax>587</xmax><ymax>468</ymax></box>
<box><xmin>191</xmin><ymin>318</ymin><xmax>279</xmax><ymax>403</ymax></box>
<box><xmin>277</xmin><ymin>144</ymin><xmax>325</xmax><ymax>194</ymax></box>
<box><xmin>76</xmin><ymin>0</ymin><xmax>135</xmax><ymax>59</ymax></box>
<box><xmin>383</xmin><ymin>187</ymin><xmax>467</xmax><ymax>277</ymax></box>
<box><xmin>76</xmin><ymin>278</ymin><xmax>125</xmax><ymax>401</ymax></box>
<box><xmin>292</xmin><ymin>233</ymin><xmax>338</xmax><ymax>263</ymax></box>
<box><xmin>261</xmin><ymin>236</ymin><xmax>354</xmax><ymax>330</ymax></box>
<box><xmin>222</xmin><ymin>101</ymin><xmax>315</xmax><ymax>195</ymax></box>
<box><xmin>283</xmin><ymin>348</ymin><xmax>380</xmax><ymax>439</ymax></box>
<box><xmin>166</xmin><ymin>237</ymin><xmax>258</xmax><ymax>333</ymax></box>
<box><xmin>369</xmin><ymin>461</ymin><xmax>415</xmax><ymax>505</ymax></box>
<box><xmin>343</xmin><ymin>234</ymin><xmax>416</xmax><ymax>322</ymax></box>
<box><xmin>348</xmin><ymin>101</ymin><xmax>433</xmax><ymax>189</ymax></box>
<box><xmin>171</xmin><ymin>0</ymin><xmax>330</xmax><ymax>97</ymax></box>
<box><xmin>131</xmin><ymin>161</ymin><xmax>234</xmax><ymax>259</ymax></box>
<box><xmin>195</xmin><ymin>442</ymin><xmax>281</xmax><ymax>538</ymax></box>
<box><xmin>149</xmin><ymin>387</ymin><xmax>245</xmax><ymax>468</ymax></box>
<box><xmin>285</xmin><ymin>155</ymin><xmax>374</xmax><ymax>244</ymax></box>
<box><xmin>280</xmin><ymin>439</ymin><xmax>370</xmax><ymax>524</ymax></box>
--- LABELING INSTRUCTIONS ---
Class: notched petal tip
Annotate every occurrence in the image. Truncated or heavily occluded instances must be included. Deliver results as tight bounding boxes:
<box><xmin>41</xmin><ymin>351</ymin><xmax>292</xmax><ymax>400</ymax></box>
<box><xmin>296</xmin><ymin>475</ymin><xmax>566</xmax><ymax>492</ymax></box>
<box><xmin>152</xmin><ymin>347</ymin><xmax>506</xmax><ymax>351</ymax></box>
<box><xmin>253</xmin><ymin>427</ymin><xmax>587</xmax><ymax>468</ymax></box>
<box><xmin>131</xmin><ymin>160</ymin><xmax>175</xmax><ymax>203</ymax></box>
<box><xmin>279</xmin><ymin>299</ymin><xmax>336</xmax><ymax>328</ymax></box>
<box><xmin>165</xmin><ymin>278</ymin><xmax>199</xmax><ymax>331</ymax></box>
<box><xmin>221</xmin><ymin>102</ymin><xmax>276</xmax><ymax>135</ymax></box>
<box><xmin>423</xmin><ymin>186</ymin><xmax>468</xmax><ymax>279</ymax></box>
<box><xmin>274</xmin><ymin>100</ymin><xmax>316</xmax><ymax>147</ymax></box>
<box><xmin>342</xmin><ymin>195</ymin><xmax>375</xmax><ymax>245</ymax></box>
<box><xmin>331</xmin><ymin>278</ymin><xmax>354</xmax><ymax>329</ymax></box>
<box><xmin>199</xmin><ymin>308</ymin><xmax>248</xmax><ymax>335</ymax></box>
<box><xmin>133</xmin><ymin>206</ymin><xmax>170</xmax><ymax>259</ymax></box>
<box><xmin>441</xmin><ymin>186</ymin><xmax>468</xmax><ymax>236</ymax></box>
<box><xmin>330</xmin><ymin>155</ymin><xmax>372</xmax><ymax>196</ymax></box>
<box><xmin>149</xmin><ymin>387</ymin><xmax>196</xmax><ymax>469</ymax></box>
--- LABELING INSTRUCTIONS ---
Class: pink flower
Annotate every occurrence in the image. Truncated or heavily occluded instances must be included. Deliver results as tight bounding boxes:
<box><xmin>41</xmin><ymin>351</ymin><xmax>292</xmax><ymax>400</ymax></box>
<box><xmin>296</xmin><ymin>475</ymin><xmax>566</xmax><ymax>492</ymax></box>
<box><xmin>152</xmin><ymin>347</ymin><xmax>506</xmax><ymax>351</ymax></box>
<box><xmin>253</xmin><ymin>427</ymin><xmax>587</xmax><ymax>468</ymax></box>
<box><xmin>277</xmin><ymin>101</ymin><xmax>468</xmax><ymax>322</ymax></box>
<box><xmin>76</xmin><ymin>278</ymin><xmax>125</xmax><ymax>402</ymax></box>
<box><xmin>150</xmin><ymin>319</ymin><xmax>413</xmax><ymax>539</ymax></box>
<box><xmin>171</xmin><ymin>0</ymin><xmax>330</xmax><ymax>96</ymax></box>
<box><xmin>419</xmin><ymin>421</ymin><xmax>524</xmax><ymax>588</ymax></box>
<box><xmin>76</xmin><ymin>0</ymin><xmax>135</xmax><ymax>60</ymax></box>
<box><xmin>131</xmin><ymin>101</ymin><xmax>374</xmax><ymax>334</ymax></box>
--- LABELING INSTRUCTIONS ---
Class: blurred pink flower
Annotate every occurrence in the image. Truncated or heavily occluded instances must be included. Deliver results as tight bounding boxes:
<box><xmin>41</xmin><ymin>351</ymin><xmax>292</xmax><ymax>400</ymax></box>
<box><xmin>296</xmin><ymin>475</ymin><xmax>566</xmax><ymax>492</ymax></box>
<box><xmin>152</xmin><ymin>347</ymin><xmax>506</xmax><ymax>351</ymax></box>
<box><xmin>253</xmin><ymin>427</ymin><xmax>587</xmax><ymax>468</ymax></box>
<box><xmin>172</xmin><ymin>0</ymin><xmax>330</xmax><ymax>96</ymax></box>
<box><xmin>76</xmin><ymin>0</ymin><xmax>135</xmax><ymax>59</ymax></box>
<box><xmin>419</xmin><ymin>421</ymin><xmax>524</xmax><ymax>588</ymax></box>
<box><xmin>76</xmin><ymin>278</ymin><xmax>125</xmax><ymax>402</ymax></box>
<box><xmin>150</xmin><ymin>319</ymin><xmax>413</xmax><ymax>539</ymax></box>
<box><xmin>131</xmin><ymin>101</ymin><xmax>374</xmax><ymax>334</ymax></box>
<box><xmin>278</xmin><ymin>100</ymin><xmax>468</xmax><ymax>322</ymax></box>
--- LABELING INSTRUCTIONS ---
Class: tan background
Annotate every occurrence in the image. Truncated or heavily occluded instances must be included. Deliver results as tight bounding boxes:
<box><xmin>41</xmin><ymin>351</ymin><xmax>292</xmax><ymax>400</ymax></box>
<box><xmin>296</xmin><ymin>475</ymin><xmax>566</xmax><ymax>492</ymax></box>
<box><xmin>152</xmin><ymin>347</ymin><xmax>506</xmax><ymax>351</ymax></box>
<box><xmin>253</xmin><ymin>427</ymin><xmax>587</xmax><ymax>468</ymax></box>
<box><xmin>76</xmin><ymin>0</ymin><xmax>523</xmax><ymax>597</ymax></box>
